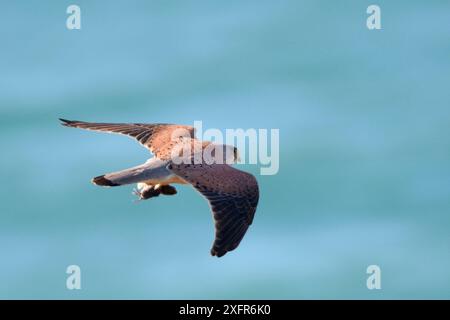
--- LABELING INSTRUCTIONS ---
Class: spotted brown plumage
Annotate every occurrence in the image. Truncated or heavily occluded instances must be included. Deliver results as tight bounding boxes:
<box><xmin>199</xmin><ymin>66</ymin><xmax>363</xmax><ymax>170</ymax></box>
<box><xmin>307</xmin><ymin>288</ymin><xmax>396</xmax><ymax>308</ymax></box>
<box><xmin>60</xmin><ymin>118</ymin><xmax>259</xmax><ymax>257</ymax></box>
<box><xmin>59</xmin><ymin>119</ymin><xmax>195</xmax><ymax>160</ymax></box>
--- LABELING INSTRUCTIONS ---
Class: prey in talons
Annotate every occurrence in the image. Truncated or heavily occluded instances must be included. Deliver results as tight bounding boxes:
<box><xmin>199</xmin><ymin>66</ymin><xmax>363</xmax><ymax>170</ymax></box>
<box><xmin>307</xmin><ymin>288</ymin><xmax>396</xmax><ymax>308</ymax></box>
<box><xmin>133</xmin><ymin>183</ymin><xmax>177</xmax><ymax>201</ymax></box>
<box><xmin>60</xmin><ymin>118</ymin><xmax>258</xmax><ymax>257</ymax></box>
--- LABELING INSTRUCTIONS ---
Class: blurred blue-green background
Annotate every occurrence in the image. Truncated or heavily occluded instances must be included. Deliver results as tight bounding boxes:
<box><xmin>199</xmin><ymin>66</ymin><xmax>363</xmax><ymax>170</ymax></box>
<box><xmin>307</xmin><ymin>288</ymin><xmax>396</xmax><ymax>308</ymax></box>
<box><xmin>1</xmin><ymin>0</ymin><xmax>449</xmax><ymax>299</ymax></box>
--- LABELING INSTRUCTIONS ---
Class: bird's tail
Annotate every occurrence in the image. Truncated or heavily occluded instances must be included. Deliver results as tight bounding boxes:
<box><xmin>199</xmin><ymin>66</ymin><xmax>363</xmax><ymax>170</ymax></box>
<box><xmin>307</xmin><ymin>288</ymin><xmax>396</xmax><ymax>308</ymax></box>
<box><xmin>91</xmin><ymin>158</ymin><xmax>168</xmax><ymax>187</ymax></box>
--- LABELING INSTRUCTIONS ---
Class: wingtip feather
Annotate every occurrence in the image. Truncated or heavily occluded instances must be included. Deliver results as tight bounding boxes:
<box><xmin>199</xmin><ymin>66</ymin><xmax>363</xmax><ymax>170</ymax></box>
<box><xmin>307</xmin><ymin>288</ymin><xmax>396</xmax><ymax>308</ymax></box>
<box><xmin>211</xmin><ymin>248</ymin><xmax>227</xmax><ymax>258</ymax></box>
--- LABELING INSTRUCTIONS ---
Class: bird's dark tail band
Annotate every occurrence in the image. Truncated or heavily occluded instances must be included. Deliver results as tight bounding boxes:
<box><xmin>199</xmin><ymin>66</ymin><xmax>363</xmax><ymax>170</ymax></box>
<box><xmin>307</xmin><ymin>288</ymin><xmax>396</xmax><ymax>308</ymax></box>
<box><xmin>92</xmin><ymin>175</ymin><xmax>120</xmax><ymax>187</ymax></box>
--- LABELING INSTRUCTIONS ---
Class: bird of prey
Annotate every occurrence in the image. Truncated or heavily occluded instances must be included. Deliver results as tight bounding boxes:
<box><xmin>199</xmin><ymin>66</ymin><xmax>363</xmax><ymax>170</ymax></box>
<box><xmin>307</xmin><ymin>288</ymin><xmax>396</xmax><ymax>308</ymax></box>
<box><xmin>59</xmin><ymin>119</ymin><xmax>259</xmax><ymax>257</ymax></box>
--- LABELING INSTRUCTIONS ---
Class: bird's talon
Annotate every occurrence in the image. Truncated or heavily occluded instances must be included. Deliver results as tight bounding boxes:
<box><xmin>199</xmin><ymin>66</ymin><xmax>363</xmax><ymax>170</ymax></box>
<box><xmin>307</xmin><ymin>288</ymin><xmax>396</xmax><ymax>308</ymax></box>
<box><xmin>133</xmin><ymin>188</ymin><xmax>150</xmax><ymax>203</ymax></box>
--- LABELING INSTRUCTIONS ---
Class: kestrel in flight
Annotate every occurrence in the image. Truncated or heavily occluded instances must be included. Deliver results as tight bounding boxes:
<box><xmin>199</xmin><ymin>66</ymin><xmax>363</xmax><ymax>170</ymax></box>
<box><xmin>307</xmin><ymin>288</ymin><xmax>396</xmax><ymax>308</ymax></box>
<box><xmin>59</xmin><ymin>119</ymin><xmax>259</xmax><ymax>257</ymax></box>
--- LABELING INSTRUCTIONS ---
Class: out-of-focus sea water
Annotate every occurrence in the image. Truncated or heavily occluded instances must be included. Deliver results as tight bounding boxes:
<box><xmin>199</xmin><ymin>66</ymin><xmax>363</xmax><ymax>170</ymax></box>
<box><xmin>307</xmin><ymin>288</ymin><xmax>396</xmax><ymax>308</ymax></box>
<box><xmin>1</xmin><ymin>1</ymin><xmax>449</xmax><ymax>299</ymax></box>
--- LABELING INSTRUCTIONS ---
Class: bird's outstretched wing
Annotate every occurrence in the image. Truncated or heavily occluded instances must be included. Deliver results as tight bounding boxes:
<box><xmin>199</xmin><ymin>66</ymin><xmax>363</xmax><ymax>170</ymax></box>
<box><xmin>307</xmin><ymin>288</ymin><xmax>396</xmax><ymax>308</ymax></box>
<box><xmin>168</xmin><ymin>162</ymin><xmax>259</xmax><ymax>257</ymax></box>
<box><xmin>59</xmin><ymin>119</ymin><xmax>195</xmax><ymax>159</ymax></box>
